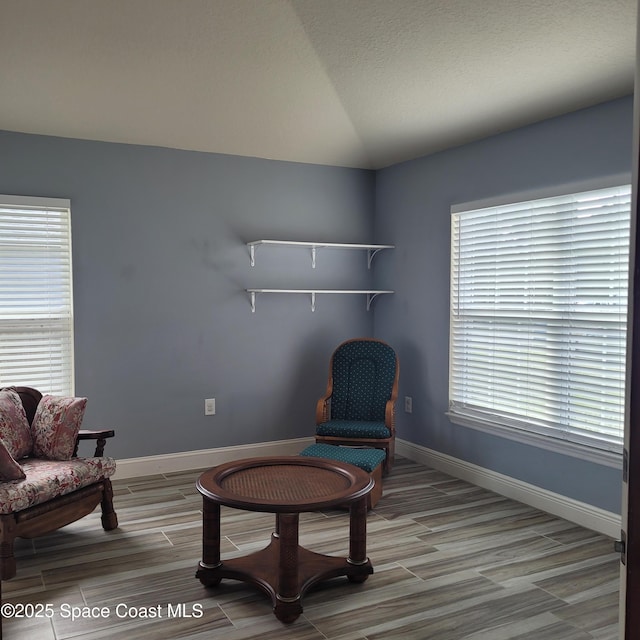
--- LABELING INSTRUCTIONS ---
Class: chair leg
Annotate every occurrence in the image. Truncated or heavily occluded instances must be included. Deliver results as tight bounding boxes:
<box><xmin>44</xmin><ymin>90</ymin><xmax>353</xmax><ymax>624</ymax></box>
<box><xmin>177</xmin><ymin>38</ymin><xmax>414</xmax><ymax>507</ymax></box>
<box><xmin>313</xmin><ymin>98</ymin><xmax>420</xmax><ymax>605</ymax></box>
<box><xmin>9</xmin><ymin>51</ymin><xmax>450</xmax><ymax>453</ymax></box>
<box><xmin>384</xmin><ymin>440</ymin><xmax>395</xmax><ymax>475</ymax></box>
<box><xmin>100</xmin><ymin>479</ymin><xmax>118</xmax><ymax>530</ymax></box>
<box><xmin>0</xmin><ymin>514</ymin><xmax>17</xmax><ymax>579</ymax></box>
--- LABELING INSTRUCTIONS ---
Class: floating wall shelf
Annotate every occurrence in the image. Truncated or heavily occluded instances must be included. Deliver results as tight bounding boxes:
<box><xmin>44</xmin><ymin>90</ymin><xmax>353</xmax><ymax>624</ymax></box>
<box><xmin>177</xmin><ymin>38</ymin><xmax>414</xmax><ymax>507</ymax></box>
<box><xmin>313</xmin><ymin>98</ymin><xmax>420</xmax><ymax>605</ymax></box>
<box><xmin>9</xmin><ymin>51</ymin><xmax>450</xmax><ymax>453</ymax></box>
<box><xmin>245</xmin><ymin>239</ymin><xmax>394</xmax><ymax>312</ymax></box>
<box><xmin>247</xmin><ymin>240</ymin><xmax>395</xmax><ymax>269</ymax></box>
<box><xmin>246</xmin><ymin>289</ymin><xmax>394</xmax><ymax>313</ymax></box>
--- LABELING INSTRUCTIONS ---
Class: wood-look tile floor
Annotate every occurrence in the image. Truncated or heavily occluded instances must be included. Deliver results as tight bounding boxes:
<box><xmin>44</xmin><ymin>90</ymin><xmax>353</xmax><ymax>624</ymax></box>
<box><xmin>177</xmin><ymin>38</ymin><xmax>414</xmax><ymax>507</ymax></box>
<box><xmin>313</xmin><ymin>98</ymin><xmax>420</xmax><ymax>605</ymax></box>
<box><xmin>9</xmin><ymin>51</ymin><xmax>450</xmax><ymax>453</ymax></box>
<box><xmin>2</xmin><ymin>457</ymin><xmax>620</xmax><ymax>639</ymax></box>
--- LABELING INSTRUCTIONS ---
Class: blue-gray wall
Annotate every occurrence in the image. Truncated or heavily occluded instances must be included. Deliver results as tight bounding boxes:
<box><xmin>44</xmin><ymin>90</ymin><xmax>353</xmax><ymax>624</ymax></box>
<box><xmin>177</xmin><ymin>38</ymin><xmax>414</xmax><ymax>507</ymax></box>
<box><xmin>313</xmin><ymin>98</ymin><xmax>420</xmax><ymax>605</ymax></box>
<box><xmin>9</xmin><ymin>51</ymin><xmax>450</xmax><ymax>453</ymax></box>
<box><xmin>0</xmin><ymin>95</ymin><xmax>632</xmax><ymax>513</ymax></box>
<box><xmin>374</xmin><ymin>96</ymin><xmax>633</xmax><ymax>513</ymax></box>
<box><xmin>0</xmin><ymin>131</ymin><xmax>376</xmax><ymax>459</ymax></box>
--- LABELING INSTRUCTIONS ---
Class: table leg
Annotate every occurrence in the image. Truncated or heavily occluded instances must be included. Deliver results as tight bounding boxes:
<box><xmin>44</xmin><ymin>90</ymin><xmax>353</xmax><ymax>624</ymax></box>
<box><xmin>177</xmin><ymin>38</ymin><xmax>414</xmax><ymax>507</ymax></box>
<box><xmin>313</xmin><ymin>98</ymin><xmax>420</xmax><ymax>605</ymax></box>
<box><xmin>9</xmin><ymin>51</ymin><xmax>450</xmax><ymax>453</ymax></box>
<box><xmin>196</xmin><ymin>499</ymin><xmax>222</xmax><ymax>586</ymax></box>
<box><xmin>274</xmin><ymin>512</ymin><xmax>302</xmax><ymax>623</ymax></box>
<box><xmin>347</xmin><ymin>495</ymin><xmax>369</xmax><ymax>582</ymax></box>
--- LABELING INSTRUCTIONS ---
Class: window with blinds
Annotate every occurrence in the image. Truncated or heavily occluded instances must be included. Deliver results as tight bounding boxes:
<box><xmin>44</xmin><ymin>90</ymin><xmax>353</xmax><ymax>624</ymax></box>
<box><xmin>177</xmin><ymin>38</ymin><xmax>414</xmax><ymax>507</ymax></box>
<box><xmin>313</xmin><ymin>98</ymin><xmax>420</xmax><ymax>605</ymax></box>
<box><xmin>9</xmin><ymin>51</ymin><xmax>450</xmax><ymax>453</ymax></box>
<box><xmin>449</xmin><ymin>183</ymin><xmax>631</xmax><ymax>459</ymax></box>
<box><xmin>0</xmin><ymin>195</ymin><xmax>74</xmax><ymax>395</ymax></box>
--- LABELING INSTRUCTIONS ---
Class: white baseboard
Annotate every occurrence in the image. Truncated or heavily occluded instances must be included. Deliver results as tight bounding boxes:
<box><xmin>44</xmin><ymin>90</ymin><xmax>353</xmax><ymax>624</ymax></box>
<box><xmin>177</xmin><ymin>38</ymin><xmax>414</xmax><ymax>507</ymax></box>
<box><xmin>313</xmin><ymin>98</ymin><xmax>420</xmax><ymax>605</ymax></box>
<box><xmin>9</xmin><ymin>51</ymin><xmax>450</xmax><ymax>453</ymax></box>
<box><xmin>113</xmin><ymin>436</ymin><xmax>620</xmax><ymax>538</ymax></box>
<box><xmin>396</xmin><ymin>439</ymin><xmax>621</xmax><ymax>538</ymax></box>
<box><xmin>112</xmin><ymin>437</ymin><xmax>315</xmax><ymax>480</ymax></box>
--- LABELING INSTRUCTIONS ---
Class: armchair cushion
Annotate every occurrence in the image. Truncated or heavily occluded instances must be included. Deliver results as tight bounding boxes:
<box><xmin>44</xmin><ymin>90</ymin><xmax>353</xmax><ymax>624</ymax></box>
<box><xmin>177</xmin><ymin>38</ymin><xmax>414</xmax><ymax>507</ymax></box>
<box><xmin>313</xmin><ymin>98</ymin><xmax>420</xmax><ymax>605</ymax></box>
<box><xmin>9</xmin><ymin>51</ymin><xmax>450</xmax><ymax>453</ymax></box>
<box><xmin>316</xmin><ymin>419</ymin><xmax>391</xmax><ymax>439</ymax></box>
<box><xmin>0</xmin><ymin>388</ymin><xmax>33</xmax><ymax>459</ymax></box>
<box><xmin>0</xmin><ymin>439</ymin><xmax>26</xmax><ymax>481</ymax></box>
<box><xmin>330</xmin><ymin>340</ymin><xmax>397</xmax><ymax>422</ymax></box>
<box><xmin>31</xmin><ymin>395</ymin><xmax>87</xmax><ymax>460</ymax></box>
<box><xmin>0</xmin><ymin>456</ymin><xmax>116</xmax><ymax>514</ymax></box>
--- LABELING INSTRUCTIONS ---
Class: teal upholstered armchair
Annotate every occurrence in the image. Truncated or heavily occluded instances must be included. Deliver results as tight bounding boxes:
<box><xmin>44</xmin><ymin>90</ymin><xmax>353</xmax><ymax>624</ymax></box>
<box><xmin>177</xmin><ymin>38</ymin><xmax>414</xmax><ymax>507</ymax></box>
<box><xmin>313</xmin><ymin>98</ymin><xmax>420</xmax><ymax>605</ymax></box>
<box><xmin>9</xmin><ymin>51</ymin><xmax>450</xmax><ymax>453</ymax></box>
<box><xmin>315</xmin><ymin>338</ymin><xmax>399</xmax><ymax>474</ymax></box>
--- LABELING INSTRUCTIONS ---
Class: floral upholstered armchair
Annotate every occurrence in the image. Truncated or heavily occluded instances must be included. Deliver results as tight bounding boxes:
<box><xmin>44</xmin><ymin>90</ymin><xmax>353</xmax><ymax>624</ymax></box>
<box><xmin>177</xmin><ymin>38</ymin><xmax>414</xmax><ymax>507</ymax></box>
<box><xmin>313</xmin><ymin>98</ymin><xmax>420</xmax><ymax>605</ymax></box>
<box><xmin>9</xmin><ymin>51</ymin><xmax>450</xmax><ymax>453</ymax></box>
<box><xmin>0</xmin><ymin>386</ymin><xmax>118</xmax><ymax>579</ymax></box>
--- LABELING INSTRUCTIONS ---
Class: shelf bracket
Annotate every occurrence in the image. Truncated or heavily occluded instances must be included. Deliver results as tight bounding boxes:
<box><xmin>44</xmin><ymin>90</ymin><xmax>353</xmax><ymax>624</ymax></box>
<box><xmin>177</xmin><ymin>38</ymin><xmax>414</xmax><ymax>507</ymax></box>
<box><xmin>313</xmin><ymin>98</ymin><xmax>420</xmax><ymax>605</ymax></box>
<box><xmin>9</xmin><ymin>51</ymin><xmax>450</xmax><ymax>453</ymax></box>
<box><xmin>249</xmin><ymin>244</ymin><xmax>257</xmax><ymax>267</ymax></box>
<box><xmin>311</xmin><ymin>291</ymin><xmax>316</xmax><ymax>312</ymax></box>
<box><xmin>366</xmin><ymin>292</ymin><xmax>382</xmax><ymax>311</ymax></box>
<box><xmin>250</xmin><ymin>290</ymin><xmax>256</xmax><ymax>313</ymax></box>
<box><xmin>311</xmin><ymin>246</ymin><xmax>317</xmax><ymax>269</ymax></box>
<box><xmin>367</xmin><ymin>248</ymin><xmax>383</xmax><ymax>269</ymax></box>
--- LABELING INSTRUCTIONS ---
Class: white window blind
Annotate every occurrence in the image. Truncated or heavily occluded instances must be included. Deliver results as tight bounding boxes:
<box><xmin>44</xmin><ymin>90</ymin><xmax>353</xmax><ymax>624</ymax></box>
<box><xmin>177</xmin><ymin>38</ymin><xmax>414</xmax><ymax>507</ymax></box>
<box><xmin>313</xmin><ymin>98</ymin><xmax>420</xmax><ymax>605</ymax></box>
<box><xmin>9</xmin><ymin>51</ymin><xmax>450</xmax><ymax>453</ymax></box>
<box><xmin>449</xmin><ymin>184</ymin><xmax>631</xmax><ymax>455</ymax></box>
<box><xmin>0</xmin><ymin>196</ymin><xmax>74</xmax><ymax>395</ymax></box>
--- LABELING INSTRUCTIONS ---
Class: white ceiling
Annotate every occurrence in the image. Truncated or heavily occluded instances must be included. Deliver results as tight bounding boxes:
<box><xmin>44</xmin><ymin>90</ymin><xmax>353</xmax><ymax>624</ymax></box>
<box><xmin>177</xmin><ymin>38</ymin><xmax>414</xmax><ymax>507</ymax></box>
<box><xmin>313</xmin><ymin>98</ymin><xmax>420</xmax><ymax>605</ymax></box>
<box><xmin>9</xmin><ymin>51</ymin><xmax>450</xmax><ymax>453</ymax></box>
<box><xmin>0</xmin><ymin>0</ymin><xmax>636</xmax><ymax>169</ymax></box>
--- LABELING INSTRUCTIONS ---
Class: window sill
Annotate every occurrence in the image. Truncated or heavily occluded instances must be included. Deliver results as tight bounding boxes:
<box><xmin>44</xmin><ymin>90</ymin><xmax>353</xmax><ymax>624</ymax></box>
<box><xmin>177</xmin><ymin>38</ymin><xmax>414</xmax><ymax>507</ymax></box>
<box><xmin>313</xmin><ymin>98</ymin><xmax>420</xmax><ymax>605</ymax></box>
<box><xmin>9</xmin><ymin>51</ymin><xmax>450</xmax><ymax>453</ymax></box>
<box><xmin>446</xmin><ymin>412</ymin><xmax>623</xmax><ymax>469</ymax></box>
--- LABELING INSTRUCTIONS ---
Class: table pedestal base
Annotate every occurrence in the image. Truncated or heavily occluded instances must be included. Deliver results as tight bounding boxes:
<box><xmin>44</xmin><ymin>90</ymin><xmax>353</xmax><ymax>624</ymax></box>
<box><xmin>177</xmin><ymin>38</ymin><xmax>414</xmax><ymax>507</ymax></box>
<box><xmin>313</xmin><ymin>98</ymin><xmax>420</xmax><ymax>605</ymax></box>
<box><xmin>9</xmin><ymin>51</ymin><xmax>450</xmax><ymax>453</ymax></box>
<box><xmin>196</xmin><ymin>533</ymin><xmax>372</xmax><ymax>623</ymax></box>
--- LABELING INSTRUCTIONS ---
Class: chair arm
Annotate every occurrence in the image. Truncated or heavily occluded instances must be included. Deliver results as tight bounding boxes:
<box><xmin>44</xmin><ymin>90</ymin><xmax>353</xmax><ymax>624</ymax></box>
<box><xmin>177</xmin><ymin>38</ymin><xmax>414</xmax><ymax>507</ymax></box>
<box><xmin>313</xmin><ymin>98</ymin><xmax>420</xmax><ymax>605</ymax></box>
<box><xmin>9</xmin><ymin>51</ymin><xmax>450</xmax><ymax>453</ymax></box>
<box><xmin>315</xmin><ymin>396</ymin><xmax>331</xmax><ymax>425</ymax></box>
<box><xmin>385</xmin><ymin>399</ymin><xmax>396</xmax><ymax>432</ymax></box>
<box><xmin>75</xmin><ymin>429</ymin><xmax>115</xmax><ymax>457</ymax></box>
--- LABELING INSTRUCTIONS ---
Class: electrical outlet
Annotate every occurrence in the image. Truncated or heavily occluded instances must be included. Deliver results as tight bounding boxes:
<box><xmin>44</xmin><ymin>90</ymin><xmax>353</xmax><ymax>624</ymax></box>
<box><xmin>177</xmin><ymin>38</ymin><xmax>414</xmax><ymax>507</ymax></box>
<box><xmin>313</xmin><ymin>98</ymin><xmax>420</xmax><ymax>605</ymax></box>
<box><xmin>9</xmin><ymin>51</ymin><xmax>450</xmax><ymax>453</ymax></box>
<box><xmin>205</xmin><ymin>398</ymin><xmax>216</xmax><ymax>416</ymax></box>
<box><xmin>404</xmin><ymin>396</ymin><xmax>412</xmax><ymax>413</ymax></box>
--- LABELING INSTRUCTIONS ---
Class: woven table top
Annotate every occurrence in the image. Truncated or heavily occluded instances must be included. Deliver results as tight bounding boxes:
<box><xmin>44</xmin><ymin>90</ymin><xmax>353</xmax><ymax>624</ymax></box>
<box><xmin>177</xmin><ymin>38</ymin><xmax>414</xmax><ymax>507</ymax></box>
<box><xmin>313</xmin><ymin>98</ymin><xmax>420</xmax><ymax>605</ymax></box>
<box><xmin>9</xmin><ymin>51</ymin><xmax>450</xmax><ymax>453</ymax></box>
<box><xmin>221</xmin><ymin>463</ymin><xmax>350</xmax><ymax>501</ymax></box>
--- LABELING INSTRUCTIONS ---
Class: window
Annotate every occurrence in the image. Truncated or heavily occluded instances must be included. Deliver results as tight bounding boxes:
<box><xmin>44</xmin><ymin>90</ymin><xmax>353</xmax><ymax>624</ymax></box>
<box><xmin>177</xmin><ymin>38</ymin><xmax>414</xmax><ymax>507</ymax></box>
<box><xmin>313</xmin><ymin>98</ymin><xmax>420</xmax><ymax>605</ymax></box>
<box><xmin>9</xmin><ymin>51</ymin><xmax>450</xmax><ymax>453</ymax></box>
<box><xmin>449</xmin><ymin>182</ymin><xmax>631</xmax><ymax>463</ymax></box>
<box><xmin>0</xmin><ymin>195</ymin><xmax>74</xmax><ymax>395</ymax></box>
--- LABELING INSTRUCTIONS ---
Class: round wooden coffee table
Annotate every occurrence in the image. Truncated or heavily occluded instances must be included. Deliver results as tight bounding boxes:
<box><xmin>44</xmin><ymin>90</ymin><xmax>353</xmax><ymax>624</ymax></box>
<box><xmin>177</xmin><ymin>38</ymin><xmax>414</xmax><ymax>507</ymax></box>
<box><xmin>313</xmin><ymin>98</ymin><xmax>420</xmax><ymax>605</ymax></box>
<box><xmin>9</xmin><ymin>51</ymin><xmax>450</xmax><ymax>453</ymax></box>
<box><xmin>195</xmin><ymin>455</ymin><xmax>374</xmax><ymax>623</ymax></box>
